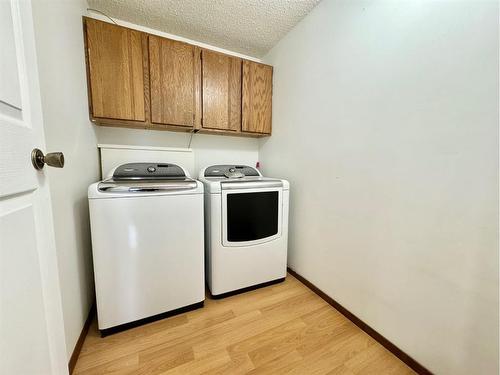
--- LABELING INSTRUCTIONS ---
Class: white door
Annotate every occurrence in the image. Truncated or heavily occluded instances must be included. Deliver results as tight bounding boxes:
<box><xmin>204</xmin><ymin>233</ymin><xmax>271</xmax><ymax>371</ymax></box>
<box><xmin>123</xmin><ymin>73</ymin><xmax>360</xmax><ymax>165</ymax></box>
<box><xmin>0</xmin><ymin>0</ymin><xmax>67</xmax><ymax>374</ymax></box>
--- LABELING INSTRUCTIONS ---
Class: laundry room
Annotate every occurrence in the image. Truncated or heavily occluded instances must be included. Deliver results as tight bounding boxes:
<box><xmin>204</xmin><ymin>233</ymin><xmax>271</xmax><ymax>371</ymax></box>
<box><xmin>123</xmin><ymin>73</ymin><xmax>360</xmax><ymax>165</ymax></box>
<box><xmin>1</xmin><ymin>0</ymin><xmax>498</xmax><ymax>375</ymax></box>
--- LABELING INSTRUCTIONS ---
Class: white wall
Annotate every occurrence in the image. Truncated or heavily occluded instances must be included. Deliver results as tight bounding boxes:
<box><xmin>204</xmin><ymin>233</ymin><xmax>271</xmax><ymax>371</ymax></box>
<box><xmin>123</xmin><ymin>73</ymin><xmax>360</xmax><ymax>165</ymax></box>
<box><xmin>95</xmin><ymin>127</ymin><xmax>259</xmax><ymax>177</ymax></box>
<box><xmin>32</xmin><ymin>0</ymin><xmax>100</xmax><ymax>360</ymax></box>
<box><xmin>260</xmin><ymin>1</ymin><xmax>499</xmax><ymax>374</ymax></box>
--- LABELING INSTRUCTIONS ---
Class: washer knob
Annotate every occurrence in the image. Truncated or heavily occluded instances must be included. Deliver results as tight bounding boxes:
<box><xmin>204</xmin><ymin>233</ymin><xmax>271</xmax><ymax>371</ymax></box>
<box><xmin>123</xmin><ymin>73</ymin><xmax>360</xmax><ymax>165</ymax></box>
<box><xmin>225</xmin><ymin>170</ymin><xmax>245</xmax><ymax>178</ymax></box>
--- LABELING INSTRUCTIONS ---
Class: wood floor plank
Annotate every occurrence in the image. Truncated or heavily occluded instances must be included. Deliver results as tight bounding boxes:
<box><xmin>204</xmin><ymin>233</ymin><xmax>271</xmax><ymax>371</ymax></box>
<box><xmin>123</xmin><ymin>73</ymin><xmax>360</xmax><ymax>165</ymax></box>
<box><xmin>73</xmin><ymin>351</ymin><xmax>139</xmax><ymax>375</ymax></box>
<box><xmin>162</xmin><ymin>349</ymin><xmax>232</xmax><ymax>375</ymax></box>
<box><xmin>192</xmin><ymin>293</ymin><xmax>325</xmax><ymax>357</ymax></box>
<box><xmin>143</xmin><ymin>309</ymin><xmax>263</xmax><ymax>360</ymax></box>
<box><xmin>80</xmin><ymin>314</ymin><xmax>189</xmax><ymax>357</ymax></box>
<box><xmin>246</xmin><ymin>350</ymin><xmax>303</xmax><ymax>374</ymax></box>
<box><xmin>229</xmin><ymin>317</ymin><xmax>307</xmax><ymax>366</ymax></box>
<box><xmin>137</xmin><ymin>345</ymin><xmax>194</xmax><ymax>374</ymax></box>
<box><xmin>327</xmin><ymin>365</ymin><xmax>357</xmax><ymax>375</ymax></box>
<box><xmin>344</xmin><ymin>343</ymin><xmax>414</xmax><ymax>375</ymax></box>
<box><xmin>243</xmin><ymin>305</ymin><xmax>349</xmax><ymax>368</ymax></box>
<box><xmin>75</xmin><ymin>309</ymin><xmax>245</xmax><ymax>372</ymax></box>
<box><xmin>200</xmin><ymin>352</ymin><xmax>255</xmax><ymax>375</ymax></box>
<box><xmin>73</xmin><ymin>274</ymin><xmax>415</xmax><ymax>375</ymax></box>
<box><xmin>265</xmin><ymin>328</ymin><xmax>365</xmax><ymax>375</ymax></box>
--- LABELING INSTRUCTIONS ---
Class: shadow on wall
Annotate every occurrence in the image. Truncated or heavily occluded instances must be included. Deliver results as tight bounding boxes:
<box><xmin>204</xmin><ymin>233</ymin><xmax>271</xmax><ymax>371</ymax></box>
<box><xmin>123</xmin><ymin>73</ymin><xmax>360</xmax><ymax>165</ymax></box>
<box><xmin>72</xmin><ymin>194</ymin><xmax>95</xmax><ymax>304</ymax></box>
<box><xmin>94</xmin><ymin>125</ymin><xmax>258</xmax><ymax>150</ymax></box>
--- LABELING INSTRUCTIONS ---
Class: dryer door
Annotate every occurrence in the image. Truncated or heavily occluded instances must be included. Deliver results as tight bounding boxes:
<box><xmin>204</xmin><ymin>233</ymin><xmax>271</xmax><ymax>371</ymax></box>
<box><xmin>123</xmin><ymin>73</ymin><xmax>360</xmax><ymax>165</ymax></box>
<box><xmin>221</xmin><ymin>186</ymin><xmax>283</xmax><ymax>247</ymax></box>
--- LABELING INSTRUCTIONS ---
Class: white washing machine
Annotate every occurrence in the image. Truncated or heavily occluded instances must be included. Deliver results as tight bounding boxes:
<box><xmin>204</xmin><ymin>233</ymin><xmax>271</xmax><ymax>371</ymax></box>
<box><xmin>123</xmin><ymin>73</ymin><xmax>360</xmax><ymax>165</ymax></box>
<box><xmin>88</xmin><ymin>162</ymin><xmax>204</xmax><ymax>334</ymax></box>
<box><xmin>199</xmin><ymin>165</ymin><xmax>289</xmax><ymax>297</ymax></box>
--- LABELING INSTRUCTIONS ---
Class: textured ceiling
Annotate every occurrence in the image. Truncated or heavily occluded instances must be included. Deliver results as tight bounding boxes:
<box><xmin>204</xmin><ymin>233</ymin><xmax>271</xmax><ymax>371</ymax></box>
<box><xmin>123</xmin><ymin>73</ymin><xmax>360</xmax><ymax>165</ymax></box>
<box><xmin>86</xmin><ymin>0</ymin><xmax>321</xmax><ymax>57</ymax></box>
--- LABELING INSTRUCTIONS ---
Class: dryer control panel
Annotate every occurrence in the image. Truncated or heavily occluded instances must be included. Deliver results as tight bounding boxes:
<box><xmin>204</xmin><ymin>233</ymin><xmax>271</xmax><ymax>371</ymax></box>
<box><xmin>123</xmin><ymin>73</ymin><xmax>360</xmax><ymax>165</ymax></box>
<box><xmin>204</xmin><ymin>165</ymin><xmax>260</xmax><ymax>178</ymax></box>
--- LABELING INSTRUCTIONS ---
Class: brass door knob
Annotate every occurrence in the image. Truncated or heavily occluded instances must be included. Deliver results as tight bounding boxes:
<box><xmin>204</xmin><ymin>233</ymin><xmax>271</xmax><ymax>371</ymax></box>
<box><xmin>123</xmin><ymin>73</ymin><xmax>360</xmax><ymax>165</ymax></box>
<box><xmin>31</xmin><ymin>148</ymin><xmax>65</xmax><ymax>170</ymax></box>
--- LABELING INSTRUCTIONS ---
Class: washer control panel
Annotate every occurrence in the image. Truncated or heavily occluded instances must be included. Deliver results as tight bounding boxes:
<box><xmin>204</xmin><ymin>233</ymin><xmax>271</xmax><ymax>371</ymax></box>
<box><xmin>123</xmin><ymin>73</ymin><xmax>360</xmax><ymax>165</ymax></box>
<box><xmin>113</xmin><ymin>163</ymin><xmax>185</xmax><ymax>180</ymax></box>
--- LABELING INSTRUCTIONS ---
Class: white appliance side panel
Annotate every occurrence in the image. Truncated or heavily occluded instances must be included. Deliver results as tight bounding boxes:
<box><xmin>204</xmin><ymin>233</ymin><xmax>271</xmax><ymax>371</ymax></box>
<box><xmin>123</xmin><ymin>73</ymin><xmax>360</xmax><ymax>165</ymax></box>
<box><xmin>203</xmin><ymin>193</ymin><xmax>212</xmax><ymax>291</ymax></box>
<box><xmin>98</xmin><ymin>145</ymin><xmax>195</xmax><ymax>178</ymax></box>
<box><xmin>283</xmin><ymin>189</ymin><xmax>290</xmax><ymax>262</ymax></box>
<box><xmin>208</xmin><ymin>193</ymin><xmax>288</xmax><ymax>295</ymax></box>
<box><xmin>89</xmin><ymin>194</ymin><xmax>204</xmax><ymax>329</ymax></box>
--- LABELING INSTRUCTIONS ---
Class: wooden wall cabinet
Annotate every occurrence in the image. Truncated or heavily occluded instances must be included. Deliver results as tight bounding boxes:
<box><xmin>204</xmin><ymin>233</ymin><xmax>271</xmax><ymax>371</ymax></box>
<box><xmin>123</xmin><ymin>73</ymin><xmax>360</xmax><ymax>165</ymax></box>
<box><xmin>149</xmin><ymin>36</ymin><xmax>201</xmax><ymax>128</ymax></box>
<box><xmin>201</xmin><ymin>50</ymin><xmax>241</xmax><ymax>132</ymax></box>
<box><xmin>84</xmin><ymin>18</ymin><xmax>147</xmax><ymax>123</ymax></box>
<box><xmin>83</xmin><ymin>17</ymin><xmax>273</xmax><ymax>137</ymax></box>
<box><xmin>242</xmin><ymin>61</ymin><xmax>273</xmax><ymax>134</ymax></box>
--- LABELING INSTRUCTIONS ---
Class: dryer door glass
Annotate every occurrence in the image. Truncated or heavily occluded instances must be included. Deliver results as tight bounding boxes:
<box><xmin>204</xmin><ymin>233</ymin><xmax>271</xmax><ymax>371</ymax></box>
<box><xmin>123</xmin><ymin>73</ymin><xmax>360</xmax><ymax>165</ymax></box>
<box><xmin>226</xmin><ymin>191</ymin><xmax>279</xmax><ymax>242</ymax></box>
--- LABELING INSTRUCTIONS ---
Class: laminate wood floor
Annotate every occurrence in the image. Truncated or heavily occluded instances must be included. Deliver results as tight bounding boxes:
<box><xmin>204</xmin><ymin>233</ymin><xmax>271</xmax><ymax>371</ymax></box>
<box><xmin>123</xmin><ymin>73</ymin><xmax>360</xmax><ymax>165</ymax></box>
<box><xmin>74</xmin><ymin>274</ymin><xmax>415</xmax><ymax>374</ymax></box>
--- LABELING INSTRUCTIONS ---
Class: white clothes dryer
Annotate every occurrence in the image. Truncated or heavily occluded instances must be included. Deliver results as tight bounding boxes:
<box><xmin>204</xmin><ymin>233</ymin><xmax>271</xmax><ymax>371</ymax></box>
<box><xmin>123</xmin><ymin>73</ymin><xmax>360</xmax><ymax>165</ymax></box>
<box><xmin>198</xmin><ymin>165</ymin><xmax>289</xmax><ymax>297</ymax></box>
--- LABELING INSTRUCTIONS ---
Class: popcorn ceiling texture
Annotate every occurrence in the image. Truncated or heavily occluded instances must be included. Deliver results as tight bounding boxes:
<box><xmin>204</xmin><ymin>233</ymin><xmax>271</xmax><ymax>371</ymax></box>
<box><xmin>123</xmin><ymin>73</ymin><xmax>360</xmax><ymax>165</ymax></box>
<box><xmin>86</xmin><ymin>0</ymin><xmax>321</xmax><ymax>57</ymax></box>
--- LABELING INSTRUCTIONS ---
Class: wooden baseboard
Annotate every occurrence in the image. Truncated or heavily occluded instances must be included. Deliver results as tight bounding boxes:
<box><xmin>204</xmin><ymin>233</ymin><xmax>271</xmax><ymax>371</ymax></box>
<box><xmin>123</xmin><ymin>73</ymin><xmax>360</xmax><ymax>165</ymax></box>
<box><xmin>287</xmin><ymin>268</ymin><xmax>432</xmax><ymax>375</ymax></box>
<box><xmin>68</xmin><ymin>305</ymin><xmax>95</xmax><ymax>374</ymax></box>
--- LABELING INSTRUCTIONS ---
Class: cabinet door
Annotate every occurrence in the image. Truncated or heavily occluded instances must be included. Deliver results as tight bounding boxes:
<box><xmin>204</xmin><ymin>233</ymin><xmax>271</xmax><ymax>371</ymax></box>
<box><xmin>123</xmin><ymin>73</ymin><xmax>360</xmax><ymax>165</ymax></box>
<box><xmin>85</xmin><ymin>18</ymin><xmax>145</xmax><ymax>121</ymax></box>
<box><xmin>201</xmin><ymin>50</ymin><xmax>241</xmax><ymax>131</ymax></box>
<box><xmin>149</xmin><ymin>35</ymin><xmax>199</xmax><ymax>127</ymax></box>
<box><xmin>242</xmin><ymin>61</ymin><xmax>273</xmax><ymax>134</ymax></box>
